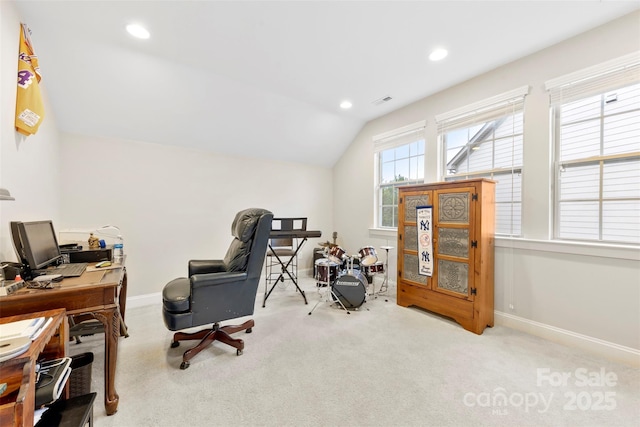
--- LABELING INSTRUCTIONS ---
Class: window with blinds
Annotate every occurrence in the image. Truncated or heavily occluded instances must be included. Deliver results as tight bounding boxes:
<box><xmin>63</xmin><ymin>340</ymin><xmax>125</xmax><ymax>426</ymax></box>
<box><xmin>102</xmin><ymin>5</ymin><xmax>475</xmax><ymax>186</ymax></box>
<box><xmin>374</xmin><ymin>122</ymin><xmax>425</xmax><ymax>228</ymax></box>
<box><xmin>435</xmin><ymin>86</ymin><xmax>529</xmax><ymax>236</ymax></box>
<box><xmin>547</xmin><ymin>52</ymin><xmax>640</xmax><ymax>244</ymax></box>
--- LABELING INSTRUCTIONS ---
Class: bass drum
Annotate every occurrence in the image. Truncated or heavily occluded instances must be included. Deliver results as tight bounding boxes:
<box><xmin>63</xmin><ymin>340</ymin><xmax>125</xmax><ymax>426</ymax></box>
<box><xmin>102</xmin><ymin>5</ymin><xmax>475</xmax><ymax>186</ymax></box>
<box><xmin>332</xmin><ymin>270</ymin><xmax>367</xmax><ymax>308</ymax></box>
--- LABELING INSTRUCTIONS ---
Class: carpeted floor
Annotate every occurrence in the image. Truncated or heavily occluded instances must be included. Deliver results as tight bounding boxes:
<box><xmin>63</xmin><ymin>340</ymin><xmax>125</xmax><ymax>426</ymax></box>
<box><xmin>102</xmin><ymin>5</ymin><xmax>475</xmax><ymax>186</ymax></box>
<box><xmin>69</xmin><ymin>276</ymin><xmax>639</xmax><ymax>427</ymax></box>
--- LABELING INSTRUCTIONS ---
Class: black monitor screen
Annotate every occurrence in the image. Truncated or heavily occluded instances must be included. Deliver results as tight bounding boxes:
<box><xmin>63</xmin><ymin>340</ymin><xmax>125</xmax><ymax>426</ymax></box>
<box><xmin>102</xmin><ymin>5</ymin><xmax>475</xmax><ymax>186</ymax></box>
<box><xmin>18</xmin><ymin>220</ymin><xmax>62</xmax><ymax>270</ymax></box>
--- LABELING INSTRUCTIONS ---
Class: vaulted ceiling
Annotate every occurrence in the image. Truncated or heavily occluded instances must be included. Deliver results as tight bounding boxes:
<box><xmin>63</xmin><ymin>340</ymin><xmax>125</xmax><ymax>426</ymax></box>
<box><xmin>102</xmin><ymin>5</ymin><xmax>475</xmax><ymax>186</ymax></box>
<box><xmin>12</xmin><ymin>1</ymin><xmax>639</xmax><ymax>167</ymax></box>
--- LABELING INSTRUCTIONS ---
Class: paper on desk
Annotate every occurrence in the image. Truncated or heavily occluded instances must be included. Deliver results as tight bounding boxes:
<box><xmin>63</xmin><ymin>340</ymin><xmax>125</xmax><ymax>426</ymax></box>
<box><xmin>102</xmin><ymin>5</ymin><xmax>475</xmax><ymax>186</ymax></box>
<box><xmin>62</xmin><ymin>270</ymin><xmax>105</xmax><ymax>285</ymax></box>
<box><xmin>86</xmin><ymin>264</ymin><xmax>120</xmax><ymax>272</ymax></box>
<box><xmin>30</xmin><ymin>317</ymin><xmax>52</xmax><ymax>341</ymax></box>
<box><xmin>0</xmin><ymin>316</ymin><xmax>45</xmax><ymax>340</ymax></box>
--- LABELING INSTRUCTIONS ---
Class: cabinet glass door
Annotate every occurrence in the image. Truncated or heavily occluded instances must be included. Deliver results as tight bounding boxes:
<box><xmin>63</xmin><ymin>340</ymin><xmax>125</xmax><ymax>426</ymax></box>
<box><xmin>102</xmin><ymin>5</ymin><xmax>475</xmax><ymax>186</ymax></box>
<box><xmin>398</xmin><ymin>191</ymin><xmax>431</xmax><ymax>286</ymax></box>
<box><xmin>433</xmin><ymin>187</ymin><xmax>475</xmax><ymax>300</ymax></box>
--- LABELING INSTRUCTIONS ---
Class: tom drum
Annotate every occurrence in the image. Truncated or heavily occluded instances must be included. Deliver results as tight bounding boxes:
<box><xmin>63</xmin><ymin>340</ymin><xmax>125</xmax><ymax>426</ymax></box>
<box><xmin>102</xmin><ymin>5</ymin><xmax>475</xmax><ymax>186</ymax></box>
<box><xmin>358</xmin><ymin>246</ymin><xmax>378</xmax><ymax>266</ymax></box>
<box><xmin>315</xmin><ymin>258</ymin><xmax>339</xmax><ymax>284</ymax></box>
<box><xmin>327</xmin><ymin>246</ymin><xmax>347</xmax><ymax>264</ymax></box>
<box><xmin>363</xmin><ymin>262</ymin><xmax>385</xmax><ymax>276</ymax></box>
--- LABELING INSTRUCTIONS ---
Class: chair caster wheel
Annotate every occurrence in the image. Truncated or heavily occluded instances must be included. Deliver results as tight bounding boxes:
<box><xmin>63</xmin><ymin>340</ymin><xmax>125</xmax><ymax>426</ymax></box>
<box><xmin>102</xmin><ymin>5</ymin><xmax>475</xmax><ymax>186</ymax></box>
<box><xmin>237</xmin><ymin>349</ymin><xmax>243</xmax><ymax>356</ymax></box>
<box><xmin>180</xmin><ymin>361</ymin><xmax>190</xmax><ymax>370</ymax></box>
<box><xmin>246</xmin><ymin>327</ymin><xmax>252</xmax><ymax>333</ymax></box>
<box><xmin>170</xmin><ymin>341</ymin><xmax>180</xmax><ymax>348</ymax></box>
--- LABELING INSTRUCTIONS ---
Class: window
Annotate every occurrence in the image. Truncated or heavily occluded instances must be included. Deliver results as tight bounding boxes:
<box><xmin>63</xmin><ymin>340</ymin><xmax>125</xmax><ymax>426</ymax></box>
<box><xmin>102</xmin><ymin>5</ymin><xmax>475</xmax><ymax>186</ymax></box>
<box><xmin>435</xmin><ymin>86</ymin><xmax>529</xmax><ymax>236</ymax></box>
<box><xmin>374</xmin><ymin>122</ymin><xmax>425</xmax><ymax>228</ymax></box>
<box><xmin>547</xmin><ymin>53</ymin><xmax>640</xmax><ymax>245</ymax></box>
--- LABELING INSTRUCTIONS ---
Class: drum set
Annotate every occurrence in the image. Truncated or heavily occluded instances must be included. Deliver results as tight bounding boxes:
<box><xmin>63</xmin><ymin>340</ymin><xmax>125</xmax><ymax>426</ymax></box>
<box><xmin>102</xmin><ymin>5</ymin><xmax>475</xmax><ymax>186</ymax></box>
<box><xmin>309</xmin><ymin>243</ymin><xmax>390</xmax><ymax>315</ymax></box>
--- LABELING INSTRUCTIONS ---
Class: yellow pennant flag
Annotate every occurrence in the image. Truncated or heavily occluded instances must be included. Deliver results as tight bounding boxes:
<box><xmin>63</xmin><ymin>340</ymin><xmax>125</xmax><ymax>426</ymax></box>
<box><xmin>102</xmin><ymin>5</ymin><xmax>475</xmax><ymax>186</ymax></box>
<box><xmin>15</xmin><ymin>23</ymin><xmax>45</xmax><ymax>136</ymax></box>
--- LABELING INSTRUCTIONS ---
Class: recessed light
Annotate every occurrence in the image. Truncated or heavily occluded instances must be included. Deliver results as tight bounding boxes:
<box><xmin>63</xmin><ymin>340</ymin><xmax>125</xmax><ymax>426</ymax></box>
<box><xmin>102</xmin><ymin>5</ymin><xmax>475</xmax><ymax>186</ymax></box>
<box><xmin>340</xmin><ymin>100</ymin><xmax>352</xmax><ymax>109</ymax></box>
<box><xmin>126</xmin><ymin>24</ymin><xmax>150</xmax><ymax>39</ymax></box>
<box><xmin>429</xmin><ymin>48</ymin><xmax>448</xmax><ymax>61</ymax></box>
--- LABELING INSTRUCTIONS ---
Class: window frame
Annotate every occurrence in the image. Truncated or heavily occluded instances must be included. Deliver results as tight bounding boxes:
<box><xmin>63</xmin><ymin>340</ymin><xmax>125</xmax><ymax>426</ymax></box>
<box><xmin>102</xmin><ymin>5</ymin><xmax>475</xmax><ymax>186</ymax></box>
<box><xmin>373</xmin><ymin>121</ymin><xmax>426</xmax><ymax>229</ymax></box>
<box><xmin>547</xmin><ymin>52</ymin><xmax>640</xmax><ymax>245</ymax></box>
<box><xmin>551</xmin><ymin>85</ymin><xmax>640</xmax><ymax>244</ymax></box>
<box><xmin>435</xmin><ymin>86</ymin><xmax>529</xmax><ymax>237</ymax></box>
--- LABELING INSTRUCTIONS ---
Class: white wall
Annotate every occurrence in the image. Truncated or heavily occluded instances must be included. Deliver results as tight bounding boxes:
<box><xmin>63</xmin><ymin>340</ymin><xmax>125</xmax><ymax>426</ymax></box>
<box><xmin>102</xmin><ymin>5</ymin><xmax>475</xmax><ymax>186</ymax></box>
<box><xmin>0</xmin><ymin>2</ymin><xmax>62</xmax><ymax>262</ymax></box>
<box><xmin>57</xmin><ymin>133</ymin><xmax>333</xmax><ymax>298</ymax></box>
<box><xmin>1</xmin><ymin>1</ymin><xmax>333</xmax><ymax>299</ymax></box>
<box><xmin>334</xmin><ymin>11</ymin><xmax>640</xmax><ymax>356</ymax></box>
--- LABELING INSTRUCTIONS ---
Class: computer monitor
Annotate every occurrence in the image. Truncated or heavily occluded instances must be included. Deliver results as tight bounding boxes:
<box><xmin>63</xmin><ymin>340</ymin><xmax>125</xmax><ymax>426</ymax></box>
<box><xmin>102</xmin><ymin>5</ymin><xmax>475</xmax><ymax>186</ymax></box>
<box><xmin>16</xmin><ymin>220</ymin><xmax>63</xmax><ymax>270</ymax></box>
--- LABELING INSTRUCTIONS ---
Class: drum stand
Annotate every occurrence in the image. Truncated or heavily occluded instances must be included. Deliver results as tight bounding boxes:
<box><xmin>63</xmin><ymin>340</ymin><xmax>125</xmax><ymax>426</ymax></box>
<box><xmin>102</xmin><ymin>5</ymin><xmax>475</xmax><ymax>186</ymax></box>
<box><xmin>309</xmin><ymin>254</ymin><xmax>351</xmax><ymax>315</ymax></box>
<box><xmin>308</xmin><ymin>283</ymin><xmax>351</xmax><ymax>315</ymax></box>
<box><xmin>377</xmin><ymin>246</ymin><xmax>393</xmax><ymax>296</ymax></box>
<box><xmin>361</xmin><ymin>257</ymin><xmax>377</xmax><ymax>300</ymax></box>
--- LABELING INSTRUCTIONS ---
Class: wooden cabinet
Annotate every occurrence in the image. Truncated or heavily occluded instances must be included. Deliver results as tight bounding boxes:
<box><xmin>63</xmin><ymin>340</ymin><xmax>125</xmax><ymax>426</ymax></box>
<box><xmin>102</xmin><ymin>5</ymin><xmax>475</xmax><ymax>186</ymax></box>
<box><xmin>397</xmin><ymin>179</ymin><xmax>495</xmax><ymax>334</ymax></box>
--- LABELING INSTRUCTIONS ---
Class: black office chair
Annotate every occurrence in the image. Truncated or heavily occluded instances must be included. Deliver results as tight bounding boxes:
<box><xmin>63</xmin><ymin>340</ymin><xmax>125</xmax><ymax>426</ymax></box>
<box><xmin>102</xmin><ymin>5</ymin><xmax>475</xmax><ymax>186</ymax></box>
<box><xmin>162</xmin><ymin>208</ymin><xmax>273</xmax><ymax>369</ymax></box>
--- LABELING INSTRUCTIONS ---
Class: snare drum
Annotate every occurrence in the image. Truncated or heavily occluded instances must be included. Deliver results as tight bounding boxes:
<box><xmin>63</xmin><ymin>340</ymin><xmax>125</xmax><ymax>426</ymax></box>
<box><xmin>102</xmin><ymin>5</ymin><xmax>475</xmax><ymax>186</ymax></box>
<box><xmin>358</xmin><ymin>246</ymin><xmax>378</xmax><ymax>266</ymax></box>
<box><xmin>363</xmin><ymin>261</ymin><xmax>385</xmax><ymax>276</ymax></box>
<box><xmin>332</xmin><ymin>270</ymin><xmax>367</xmax><ymax>308</ymax></box>
<box><xmin>327</xmin><ymin>246</ymin><xmax>347</xmax><ymax>264</ymax></box>
<box><xmin>315</xmin><ymin>258</ymin><xmax>339</xmax><ymax>284</ymax></box>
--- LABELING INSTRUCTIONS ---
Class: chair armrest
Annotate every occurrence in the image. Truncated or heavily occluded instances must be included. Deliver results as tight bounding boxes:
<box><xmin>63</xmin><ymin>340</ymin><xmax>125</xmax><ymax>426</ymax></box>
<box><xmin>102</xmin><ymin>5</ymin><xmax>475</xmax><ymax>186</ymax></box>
<box><xmin>190</xmin><ymin>271</ymin><xmax>248</xmax><ymax>289</ymax></box>
<box><xmin>189</xmin><ymin>259</ymin><xmax>226</xmax><ymax>276</ymax></box>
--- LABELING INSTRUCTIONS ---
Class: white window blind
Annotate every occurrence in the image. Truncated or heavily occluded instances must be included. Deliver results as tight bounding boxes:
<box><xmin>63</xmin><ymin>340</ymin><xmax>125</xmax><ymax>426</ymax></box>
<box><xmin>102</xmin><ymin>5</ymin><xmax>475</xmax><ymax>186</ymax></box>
<box><xmin>373</xmin><ymin>121</ymin><xmax>426</xmax><ymax>153</ymax></box>
<box><xmin>547</xmin><ymin>52</ymin><xmax>640</xmax><ymax>244</ymax></box>
<box><xmin>436</xmin><ymin>86</ymin><xmax>529</xmax><ymax>236</ymax></box>
<box><xmin>546</xmin><ymin>51</ymin><xmax>640</xmax><ymax>106</ymax></box>
<box><xmin>374</xmin><ymin>121</ymin><xmax>426</xmax><ymax>228</ymax></box>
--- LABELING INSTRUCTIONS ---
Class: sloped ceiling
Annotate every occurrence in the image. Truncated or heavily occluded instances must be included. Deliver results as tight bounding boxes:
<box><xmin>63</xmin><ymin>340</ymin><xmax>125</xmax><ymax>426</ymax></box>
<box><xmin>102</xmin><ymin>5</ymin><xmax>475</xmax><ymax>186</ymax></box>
<box><xmin>12</xmin><ymin>1</ymin><xmax>640</xmax><ymax>167</ymax></box>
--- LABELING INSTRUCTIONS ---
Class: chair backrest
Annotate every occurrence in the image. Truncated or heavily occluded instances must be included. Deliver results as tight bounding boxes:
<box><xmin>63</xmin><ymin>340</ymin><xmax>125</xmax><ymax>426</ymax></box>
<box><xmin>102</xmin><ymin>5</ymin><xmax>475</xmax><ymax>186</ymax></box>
<box><xmin>245</xmin><ymin>209</ymin><xmax>274</xmax><ymax>281</ymax></box>
<box><xmin>224</xmin><ymin>208</ymin><xmax>274</xmax><ymax>272</ymax></box>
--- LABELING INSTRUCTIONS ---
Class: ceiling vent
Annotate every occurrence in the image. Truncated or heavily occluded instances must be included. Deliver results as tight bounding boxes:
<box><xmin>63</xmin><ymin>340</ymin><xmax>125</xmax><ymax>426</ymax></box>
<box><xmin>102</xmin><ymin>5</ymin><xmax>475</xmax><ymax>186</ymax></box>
<box><xmin>372</xmin><ymin>95</ymin><xmax>393</xmax><ymax>106</ymax></box>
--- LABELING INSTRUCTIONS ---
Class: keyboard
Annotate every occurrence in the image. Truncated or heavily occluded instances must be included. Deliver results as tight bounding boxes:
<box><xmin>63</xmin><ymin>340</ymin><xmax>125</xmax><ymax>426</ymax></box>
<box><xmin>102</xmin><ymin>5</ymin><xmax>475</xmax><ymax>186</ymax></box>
<box><xmin>34</xmin><ymin>263</ymin><xmax>88</xmax><ymax>278</ymax></box>
<box><xmin>54</xmin><ymin>263</ymin><xmax>88</xmax><ymax>277</ymax></box>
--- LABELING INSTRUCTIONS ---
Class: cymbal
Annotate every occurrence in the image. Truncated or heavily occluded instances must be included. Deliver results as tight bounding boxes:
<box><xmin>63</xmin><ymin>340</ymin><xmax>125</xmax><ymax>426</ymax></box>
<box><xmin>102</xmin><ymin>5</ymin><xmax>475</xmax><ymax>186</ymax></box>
<box><xmin>318</xmin><ymin>241</ymin><xmax>337</xmax><ymax>248</ymax></box>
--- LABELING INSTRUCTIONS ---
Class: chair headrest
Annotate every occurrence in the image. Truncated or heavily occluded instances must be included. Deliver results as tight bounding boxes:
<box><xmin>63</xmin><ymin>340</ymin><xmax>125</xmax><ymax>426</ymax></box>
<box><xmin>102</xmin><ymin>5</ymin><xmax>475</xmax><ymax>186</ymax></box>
<box><xmin>232</xmin><ymin>208</ymin><xmax>273</xmax><ymax>242</ymax></box>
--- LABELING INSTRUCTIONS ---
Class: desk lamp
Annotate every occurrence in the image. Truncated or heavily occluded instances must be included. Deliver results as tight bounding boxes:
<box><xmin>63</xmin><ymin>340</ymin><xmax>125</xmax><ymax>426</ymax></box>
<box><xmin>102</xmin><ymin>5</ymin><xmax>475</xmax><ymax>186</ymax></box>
<box><xmin>0</xmin><ymin>188</ymin><xmax>15</xmax><ymax>201</ymax></box>
<box><xmin>94</xmin><ymin>225</ymin><xmax>121</xmax><ymax>242</ymax></box>
<box><xmin>95</xmin><ymin>225</ymin><xmax>124</xmax><ymax>264</ymax></box>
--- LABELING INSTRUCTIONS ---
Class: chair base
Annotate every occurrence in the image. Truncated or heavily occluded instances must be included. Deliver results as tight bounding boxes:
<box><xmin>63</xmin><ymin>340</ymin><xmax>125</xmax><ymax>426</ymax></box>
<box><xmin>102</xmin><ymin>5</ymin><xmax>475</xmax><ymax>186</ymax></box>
<box><xmin>170</xmin><ymin>319</ymin><xmax>255</xmax><ymax>369</ymax></box>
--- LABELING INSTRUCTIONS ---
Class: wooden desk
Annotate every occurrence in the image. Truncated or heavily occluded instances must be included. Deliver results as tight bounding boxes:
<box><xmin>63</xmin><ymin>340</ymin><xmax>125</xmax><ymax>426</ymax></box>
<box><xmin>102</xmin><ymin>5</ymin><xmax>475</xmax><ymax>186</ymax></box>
<box><xmin>0</xmin><ymin>309</ymin><xmax>68</xmax><ymax>427</ymax></box>
<box><xmin>0</xmin><ymin>266</ymin><xmax>127</xmax><ymax>416</ymax></box>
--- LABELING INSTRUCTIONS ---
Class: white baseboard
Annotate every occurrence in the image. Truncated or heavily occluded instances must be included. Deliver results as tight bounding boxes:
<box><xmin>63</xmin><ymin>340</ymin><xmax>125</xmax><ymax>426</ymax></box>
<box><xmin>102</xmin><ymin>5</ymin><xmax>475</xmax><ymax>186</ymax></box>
<box><xmin>127</xmin><ymin>292</ymin><xmax>161</xmax><ymax>309</ymax></box>
<box><xmin>495</xmin><ymin>311</ymin><xmax>640</xmax><ymax>367</ymax></box>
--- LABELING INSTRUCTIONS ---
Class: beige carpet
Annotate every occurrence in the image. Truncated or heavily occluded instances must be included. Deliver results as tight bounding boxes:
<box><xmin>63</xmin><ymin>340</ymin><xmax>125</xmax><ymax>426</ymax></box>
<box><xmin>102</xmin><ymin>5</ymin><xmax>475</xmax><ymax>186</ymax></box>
<box><xmin>69</xmin><ymin>276</ymin><xmax>639</xmax><ymax>427</ymax></box>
